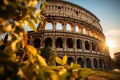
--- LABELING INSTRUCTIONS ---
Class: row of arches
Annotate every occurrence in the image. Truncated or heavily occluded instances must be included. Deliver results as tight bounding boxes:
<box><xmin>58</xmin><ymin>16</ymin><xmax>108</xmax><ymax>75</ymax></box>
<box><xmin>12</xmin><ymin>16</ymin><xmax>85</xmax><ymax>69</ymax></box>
<box><xmin>33</xmin><ymin>37</ymin><xmax>98</xmax><ymax>50</ymax></box>
<box><xmin>67</xmin><ymin>57</ymin><xmax>110</xmax><ymax>69</ymax></box>
<box><xmin>30</xmin><ymin>37</ymin><xmax>108</xmax><ymax>54</ymax></box>
<box><xmin>44</xmin><ymin>22</ymin><xmax>103</xmax><ymax>41</ymax></box>
<box><xmin>44</xmin><ymin>1</ymin><xmax>102</xmax><ymax>31</ymax></box>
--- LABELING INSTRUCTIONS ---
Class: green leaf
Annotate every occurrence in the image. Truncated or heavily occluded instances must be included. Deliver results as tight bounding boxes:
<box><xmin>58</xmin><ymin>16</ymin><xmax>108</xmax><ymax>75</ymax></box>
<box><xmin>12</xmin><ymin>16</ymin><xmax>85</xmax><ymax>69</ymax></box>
<box><xmin>56</xmin><ymin>56</ymin><xmax>62</xmax><ymax>65</ymax></box>
<box><xmin>11</xmin><ymin>40</ymin><xmax>19</xmax><ymax>51</ymax></box>
<box><xmin>62</xmin><ymin>55</ymin><xmax>67</xmax><ymax>65</ymax></box>
<box><xmin>25</xmin><ymin>20</ymin><xmax>36</xmax><ymax>32</ymax></box>
<box><xmin>40</xmin><ymin>2</ymin><xmax>48</xmax><ymax>11</ymax></box>
<box><xmin>80</xmin><ymin>68</ymin><xmax>93</xmax><ymax>79</ymax></box>
<box><xmin>28</xmin><ymin>45</ymin><xmax>37</xmax><ymax>56</ymax></box>
<box><xmin>36</xmin><ymin>54</ymin><xmax>47</xmax><ymax>67</ymax></box>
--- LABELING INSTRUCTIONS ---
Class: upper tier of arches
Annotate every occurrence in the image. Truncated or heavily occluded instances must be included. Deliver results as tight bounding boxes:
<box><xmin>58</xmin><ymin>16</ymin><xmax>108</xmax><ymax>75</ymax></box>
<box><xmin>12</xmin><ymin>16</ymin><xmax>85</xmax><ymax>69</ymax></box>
<box><xmin>38</xmin><ymin>21</ymin><xmax>105</xmax><ymax>42</ymax></box>
<box><xmin>42</xmin><ymin>0</ymin><xmax>103</xmax><ymax>31</ymax></box>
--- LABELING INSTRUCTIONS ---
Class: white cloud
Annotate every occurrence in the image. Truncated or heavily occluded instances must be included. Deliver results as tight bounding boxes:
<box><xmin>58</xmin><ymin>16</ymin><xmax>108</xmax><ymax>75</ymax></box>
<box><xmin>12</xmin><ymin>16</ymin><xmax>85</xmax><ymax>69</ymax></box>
<box><xmin>105</xmin><ymin>29</ymin><xmax>120</xmax><ymax>37</ymax></box>
<box><xmin>104</xmin><ymin>29</ymin><xmax>120</xmax><ymax>58</ymax></box>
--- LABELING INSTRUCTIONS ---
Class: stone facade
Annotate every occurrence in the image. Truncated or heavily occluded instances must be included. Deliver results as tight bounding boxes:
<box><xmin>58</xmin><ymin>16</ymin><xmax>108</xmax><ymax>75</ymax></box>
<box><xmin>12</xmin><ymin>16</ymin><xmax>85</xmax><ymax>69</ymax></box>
<box><xmin>28</xmin><ymin>0</ymin><xmax>111</xmax><ymax>69</ymax></box>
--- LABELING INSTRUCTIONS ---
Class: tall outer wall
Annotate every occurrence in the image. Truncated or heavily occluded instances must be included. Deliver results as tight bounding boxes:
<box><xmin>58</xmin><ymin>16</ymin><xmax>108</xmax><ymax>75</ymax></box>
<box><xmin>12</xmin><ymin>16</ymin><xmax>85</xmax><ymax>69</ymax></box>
<box><xmin>28</xmin><ymin>0</ymin><xmax>111</xmax><ymax>69</ymax></box>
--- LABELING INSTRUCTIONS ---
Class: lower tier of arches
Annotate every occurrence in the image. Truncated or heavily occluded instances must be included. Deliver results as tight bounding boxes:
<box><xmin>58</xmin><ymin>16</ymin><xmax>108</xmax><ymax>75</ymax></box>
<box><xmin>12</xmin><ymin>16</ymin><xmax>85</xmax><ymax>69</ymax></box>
<box><xmin>57</xmin><ymin>52</ymin><xmax>111</xmax><ymax>70</ymax></box>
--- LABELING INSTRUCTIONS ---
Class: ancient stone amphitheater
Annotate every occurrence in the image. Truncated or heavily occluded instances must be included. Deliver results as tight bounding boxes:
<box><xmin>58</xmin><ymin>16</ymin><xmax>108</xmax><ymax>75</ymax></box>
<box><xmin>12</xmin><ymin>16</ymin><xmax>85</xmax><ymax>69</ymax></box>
<box><xmin>28</xmin><ymin>0</ymin><xmax>111</xmax><ymax>69</ymax></box>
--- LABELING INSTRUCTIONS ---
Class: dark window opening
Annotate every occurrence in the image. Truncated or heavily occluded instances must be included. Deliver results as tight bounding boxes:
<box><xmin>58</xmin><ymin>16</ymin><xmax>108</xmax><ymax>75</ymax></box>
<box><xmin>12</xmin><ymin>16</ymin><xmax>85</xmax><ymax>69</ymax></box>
<box><xmin>77</xmin><ymin>58</ymin><xmax>84</xmax><ymax>67</ymax></box>
<box><xmin>58</xmin><ymin>6</ymin><xmax>61</xmax><ymax>12</ymax></box>
<box><xmin>56</xmin><ymin>37</ymin><xmax>63</xmax><ymax>48</ymax></box>
<box><xmin>76</xmin><ymin>11</ymin><xmax>78</xmax><ymax>15</ymax></box>
<box><xmin>67</xmin><ymin>57</ymin><xmax>74</xmax><ymax>65</ymax></box>
<box><xmin>85</xmin><ymin>41</ymin><xmax>90</xmax><ymax>50</ymax></box>
<box><xmin>45</xmin><ymin>37</ymin><xmax>52</xmax><ymax>47</ymax></box>
<box><xmin>67</xmin><ymin>38</ymin><xmax>73</xmax><ymax>48</ymax></box>
<box><xmin>77</xmin><ymin>39</ymin><xmax>82</xmax><ymax>49</ymax></box>
<box><xmin>86</xmin><ymin>58</ymin><xmax>91</xmax><ymax>68</ymax></box>
<box><xmin>99</xmin><ymin>59</ymin><xmax>103</xmax><ymax>68</ymax></box>
<box><xmin>93</xmin><ymin>59</ymin><xmax>98</xmax><ymax>68</ymax></box>
<box><xmin>28</xmin><ymin>39</ymin><xmax>30</xmax><ymax>44</ymax></box>
<box><xmin>33</xmin><ymin>38</ymin><xmax>40</xmax><ymax>48</ymax></box>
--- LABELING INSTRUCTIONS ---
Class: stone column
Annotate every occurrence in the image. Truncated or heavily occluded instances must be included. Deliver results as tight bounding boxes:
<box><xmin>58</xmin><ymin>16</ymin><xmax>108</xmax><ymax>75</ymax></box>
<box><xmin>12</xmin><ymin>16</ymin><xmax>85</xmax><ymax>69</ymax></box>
<box><xmin>82</xmin><ymin>38</ymin><xmax>85</xmax><ymax>52</ymax></box>
<box><xmin>88</xmin><ymin>27</ymin><xmax>90</xmax><ymax>36</ymax></box>
<box><xmin>90</xmin><ymin>40</ymin><xmax>92</xmax><ymax>53</ymax></box>
<box><xmin>72</xmin><ymin>23</ymin><xmax>76</xmax><ymax>32</ymax></box>
<box><xmin>97</xmin><ymin>59</ymin><xmax>100</xmax><ymax>68</ymax></box>
<box><xmin>41</xmin><ymin>34</ymin><xmax>45</xmax><ymax>48</ymax></box>
<box><xmin>52</xmin><ymin>36</ymin><xmax>55</xmax><ymax>50</ymax></box>
<box><xmin>53</xmin><ymin>21</ymin><xmax>56</xmax><ymax>50</ymax></box>
<box><xmin>63</xmin><ymin>21</ymin><xmax>66</xmax><ymax>31</ymax></box>
<box><xmin>81</xmin><ymin>24</ymin><xmax>84</xmax><ymax>34</ymax></box>
<box><xmin>64</xmin><ymin>35</ymin><xmax>66</xmax><ymax>51</ymax></box>
<box><xmin>53</xmin><ymin>21</ymin><xmax>56</xmax><ymax>31</ymax></box>
<box><xmin>84</xmin><ymin>57</ymin><xmax>87</xmax><ymax>68</ymax></box>
<box><xmin>91</xmin><ymin>58</ymin><xmax>94</xmax><ymax>68</ymax></box>
<box><xmin>74</xmin><ymin>36</ymin><xmax>76</xmax><ymax>51</ymax></box>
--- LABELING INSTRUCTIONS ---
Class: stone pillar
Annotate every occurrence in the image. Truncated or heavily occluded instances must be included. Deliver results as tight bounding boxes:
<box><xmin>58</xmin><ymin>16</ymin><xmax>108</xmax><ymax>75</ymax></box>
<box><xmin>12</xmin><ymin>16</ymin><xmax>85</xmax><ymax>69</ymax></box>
<box><xmin>88</xmin><ymin>27</ymin><xmax>90</xmax><ymax>36</ymax></box>
<box><xmin>84</xmin><ymin>57</ymin><xmax>87</xmax><ymax>68</ymax></box>
<box><xmin>63</xmin><ymin>21</ymin><xmax>66</xmax><ymax>31</ymax></box>
<box><xmin>91</xmin><ymin>58</ymin><xmax>94</xmax><ymax>68</ymax></box>
<box><xmin>52</xmin><ymin>36</ymin><xmax>55</xmax><ymax>50</ymax></box>
<box><xmin>53</xmin><ymin>21</ymin><xmax>56</xmax><ymax>31</ymax></box>
<box><xmin>90</xmin><ymin>40</ymin><xmax>92</xmax><ymax>53</ymax></box>
<box><xmin>74</xmin><ymin>36</ymin><xmax>76</xmax><ymax>51</ymax></box>
<box><xmin>72</xmin><ymin>23</ymin><xmax>76</xmax><ymax>32</ymax></box>
<box><xmin>81</xmin><ymin>24</ymin><xmax>84</xmax><ymax>34</ymax></box>
<box><xmin>82</xmin><ymin>38</ymin><xmax>85</xmax><ymax>52</ymax></box>
<box><xmin>52</xmin><ymin>21</ymin><xmax>56</xmax><ymax>50</ymax></box>
<box><xmin>97</xmin><ymin>59</ymin><xmax>100</xmax><ymax>68</ymax></box>
<box><xmin>64</xmin><ymin>35</ymin><xmax>66</xmax><ymax>51</ymax></box>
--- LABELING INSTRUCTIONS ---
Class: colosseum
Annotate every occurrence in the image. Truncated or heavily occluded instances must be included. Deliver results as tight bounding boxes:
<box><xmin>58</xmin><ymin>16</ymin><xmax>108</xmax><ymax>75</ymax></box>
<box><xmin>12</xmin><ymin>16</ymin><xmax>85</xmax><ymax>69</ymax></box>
<box><xmin>27</xmin><ymin>0</ymin><xmax>111</xmax><ymax>69</ymax></box>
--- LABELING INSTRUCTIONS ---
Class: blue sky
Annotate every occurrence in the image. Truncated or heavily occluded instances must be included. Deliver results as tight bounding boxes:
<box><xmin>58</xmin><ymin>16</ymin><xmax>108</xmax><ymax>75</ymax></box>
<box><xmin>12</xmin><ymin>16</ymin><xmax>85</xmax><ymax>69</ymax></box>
<box><xmin>66</xmin><ymin>0</ymin><xmax>120</xmax><ymax>58</ymax></box>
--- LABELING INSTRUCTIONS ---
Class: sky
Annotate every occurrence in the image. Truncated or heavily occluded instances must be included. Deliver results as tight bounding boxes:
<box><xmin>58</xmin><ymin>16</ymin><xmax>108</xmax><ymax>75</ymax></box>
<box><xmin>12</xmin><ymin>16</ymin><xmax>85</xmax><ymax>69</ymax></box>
<box><xmin>66</xmin><ymin>0</ymin><xmax>120</xmax><ymax>58</ymax></box>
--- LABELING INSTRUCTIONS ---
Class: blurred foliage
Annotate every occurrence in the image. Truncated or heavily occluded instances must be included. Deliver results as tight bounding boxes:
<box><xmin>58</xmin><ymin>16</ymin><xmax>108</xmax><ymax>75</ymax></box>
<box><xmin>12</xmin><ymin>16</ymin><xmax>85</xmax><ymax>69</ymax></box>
<box><xmin>91</xmin><ymin>69</ymin><xmax>120</xmax><ymax>80</ymax></box>
<box><xmin>0</xmin><ymin>0</ymin><xmax>120</xmax><ymax>80</ymax></box>
<box><xmin>41</xmin><ymin>47</ymin><xmax>56</xmax><ymax>66</ymax></box>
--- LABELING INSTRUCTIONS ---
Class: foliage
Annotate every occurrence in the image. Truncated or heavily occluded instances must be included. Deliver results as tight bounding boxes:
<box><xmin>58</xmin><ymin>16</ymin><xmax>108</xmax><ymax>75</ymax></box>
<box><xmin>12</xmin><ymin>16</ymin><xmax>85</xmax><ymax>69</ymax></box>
<box><xmin>90</xmin><ymin>69</ymin><xmax>120</xmax><ymax>80</ymax></box>
<box><xmin>0</xmin><ymin>0</ymin><xmax>120</xmax><ymax>80</ymax></box>
<box><xmin>41</xmin><ymin>47</ymin><xmax>56</xmax><ymax>66</ymax></box>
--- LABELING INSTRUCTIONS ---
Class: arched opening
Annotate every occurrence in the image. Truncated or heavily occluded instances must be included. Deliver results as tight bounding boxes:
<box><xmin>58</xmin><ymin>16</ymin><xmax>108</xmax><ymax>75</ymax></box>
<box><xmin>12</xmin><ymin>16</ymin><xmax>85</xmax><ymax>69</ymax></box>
<box><xmin>67</xmin><ymin>38</ymin><xmax>73</xmax><ymax>48</ymax></box>
<box><xmin>56</xmin><ymin>22</ymin><xmax>62</xmax><ymax>30</ymax></box>
<box><xmin>99</xmin><ymin>59</ymin><xmax>103</xmax><ymax>68</ymax></box>
<box><xmin>86</xmin><ymin>58</ymin><xmax>91</xmax><ymax>68</ymax></box>
<box><xmin>55</xmin><ymin>37</ymin><xmax>63</xmax><ymax>48</ymax></box>
<box><xmin>67</xmin><ymin>57</ymin><xmax>74</xmax><ymax>65</ymax></box>
<box><xmin>92</xmin><ymin>42</ymin><xmax>96</xmax><ymax>51</ymax></box>
<box><xmin>33</xmin><ymin>38</ymin><xmax>40</xmax><ymax>48</ymax></box>
<box><xmin>83</xmin><ymin>27</ymin><xmax>88</xmax><ymax>35</ymax></box>
<box><xmin>85</xmin><ymin>41</ymin><xmax>90</xmax><ymax>50</ymax></box>
<box><xmin>58</xmin><ymin>6</ymin><xmax>61</xmax><ymax>12</ymax></box>
<box><xmin>77</xmin><ymin>57</ymin><xmax>84</xmax><ymax>67</ymax></box>
<box><xmin>76</xmin><ymin>39</ymin><xmax>82</xmax><ymax>49</ymax></box>
<box><xmin>66</xmin><ymin>23</ymin><xmax>72</xmax><ymax>31</ymax></box>
<box><xmin>93</xmin><ymin>59</ymin><xmax>98</xmax><ymax>68</ymax></box>
<box><xmin>75</xmin><ymin>25</ymin><xmax>80</xmax><ymax>32</ymax></box>
<box><xmin>45</xmin><ymin>37</ymin><xmax>52</xmax><ymax>47</ymax></box>
<box><xmin>45</xmin><ymin>22</ymin><xmax>53</xmax><ymax>30</ymax></box>
<box><xmin>103</xmin><ymin>60</ymin><xmax>106</xmax><ymax>69</ymax></box>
